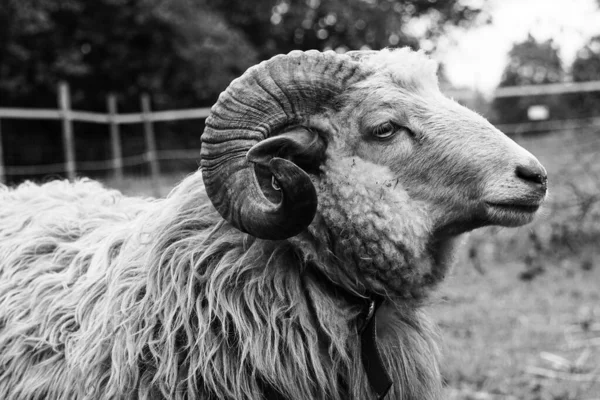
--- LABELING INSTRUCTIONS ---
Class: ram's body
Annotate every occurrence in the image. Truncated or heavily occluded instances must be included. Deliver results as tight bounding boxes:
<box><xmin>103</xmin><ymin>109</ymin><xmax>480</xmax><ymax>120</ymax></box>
<box><xmin>0</xmin><ymin>49</ymin><xmax>547</xmax><ymax>400</ymax></box>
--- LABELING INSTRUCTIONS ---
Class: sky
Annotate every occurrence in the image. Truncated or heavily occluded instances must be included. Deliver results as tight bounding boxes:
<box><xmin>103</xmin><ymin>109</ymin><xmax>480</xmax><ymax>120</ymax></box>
<box><xmin>436</xmin><ymin>0</ymin><xmax>600</xmax><ymax>95</ymax></box>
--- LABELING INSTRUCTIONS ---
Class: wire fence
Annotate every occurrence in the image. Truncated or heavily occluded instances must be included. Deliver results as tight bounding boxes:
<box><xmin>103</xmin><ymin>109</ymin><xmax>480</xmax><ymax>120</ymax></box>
<box><xmin>0</xmin><ymin>82</ymin><xmax>210</xmax><ymax>189</ymax></box>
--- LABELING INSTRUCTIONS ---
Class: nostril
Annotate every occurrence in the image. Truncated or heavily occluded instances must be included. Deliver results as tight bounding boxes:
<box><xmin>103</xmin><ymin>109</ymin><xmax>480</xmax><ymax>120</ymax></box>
<box><xmin>515</xmin><ymin>164</ymin><xmax>547</xmax><ymax>186</ymax></box>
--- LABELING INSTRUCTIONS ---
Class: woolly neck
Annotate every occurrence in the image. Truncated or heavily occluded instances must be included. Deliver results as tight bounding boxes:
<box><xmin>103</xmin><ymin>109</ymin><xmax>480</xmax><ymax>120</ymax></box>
<box><xmin>309</xmin><ymin>155</ymin><xmax>458</xmax><ymax>299</ymax></box>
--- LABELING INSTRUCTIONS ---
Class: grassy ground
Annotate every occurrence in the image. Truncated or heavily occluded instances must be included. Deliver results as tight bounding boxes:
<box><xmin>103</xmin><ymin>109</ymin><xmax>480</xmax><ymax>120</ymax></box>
<box><xmin>100</xmin><ymin>128</ymin><xmax>600</xmax><ymax>400</ymax></box>
<box><xmin>435</xmin><ymin>255</ymin><xmax>600</xmax><ymax>400</ymax></box>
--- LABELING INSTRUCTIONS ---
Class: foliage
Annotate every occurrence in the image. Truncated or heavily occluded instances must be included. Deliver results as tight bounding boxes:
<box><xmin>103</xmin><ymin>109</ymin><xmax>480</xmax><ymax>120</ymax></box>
<box><xmin>0</xmin><ymin>0</ymin><xmax>487</xmax><ymax>111</ymax></box>
<box><xmin>492</xmin><ymin>35</ymin><xmax>566</xmax><ymax>124</ymax></box>
<box><xmin>0</xmin><ymin>0</ymin><xmax>257</xmax><ymax>110</ymax></box>
<box><xmin>568</xmin><ymin>35</ymin><xmax>600</xmax><ymax>117</ymax></box>
<box><xmin>499</xmin><ymin>34</ymin><xmax>563</xmax><ymax>87</ymax></box>
<box><xmin>209</xmin><ymin>0</ymin><xmax>487</xmax><ymax>59</ymax></box>
<box><xmin>572</xmin><ymin>36</ymin><xmax>600</xmax><ymax>82</ymax></box>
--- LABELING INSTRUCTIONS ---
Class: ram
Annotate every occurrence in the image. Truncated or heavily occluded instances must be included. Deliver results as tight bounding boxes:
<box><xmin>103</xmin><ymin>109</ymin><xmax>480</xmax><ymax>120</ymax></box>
<box><xmin>0</xmin><ymin>48</ymin><xmax>547</xmax><ymax>400</ymax></box>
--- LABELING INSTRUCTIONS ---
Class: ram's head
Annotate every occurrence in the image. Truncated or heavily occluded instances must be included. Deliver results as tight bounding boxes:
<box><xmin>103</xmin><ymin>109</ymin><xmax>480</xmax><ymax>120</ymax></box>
<box><xmin>201</xmin><ymin>49</ymin><xmax>546</xmax><ymax>290</ymax></box>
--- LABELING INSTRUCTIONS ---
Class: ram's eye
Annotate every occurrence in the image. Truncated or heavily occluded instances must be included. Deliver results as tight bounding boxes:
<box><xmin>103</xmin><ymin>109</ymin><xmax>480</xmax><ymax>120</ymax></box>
<box><xmin>372</xmin><ymin>122</ymin><xmax>416</xmax><ymax>141</ymax></box>
<box><xmin>372</xmin><ymin>122</ymin><xmax>396</xmax><ymax>139</ymax></box>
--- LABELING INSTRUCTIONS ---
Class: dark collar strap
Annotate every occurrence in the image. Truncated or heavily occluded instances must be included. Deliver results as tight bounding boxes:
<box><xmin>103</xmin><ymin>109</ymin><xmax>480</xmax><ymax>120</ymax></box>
<box><xmin>360</xmin><ymin>295</ymin><xmax>392</xmax><ymax>399</ymax></box>
<box><xmin>302</xmin><ymin>266</ymin><xmax>392</xmax><ymax>399</ymax></box>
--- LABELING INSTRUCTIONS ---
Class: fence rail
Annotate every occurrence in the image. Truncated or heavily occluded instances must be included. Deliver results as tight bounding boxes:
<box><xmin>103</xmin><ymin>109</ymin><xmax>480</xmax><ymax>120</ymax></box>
<box><xmin>0</xmin><ymin>107</ymin><xmax>211</xmax><ymax>124</ymax></box>
<box><xmin>496</xmin><ymin>116</ymin><xmax>600</xmax><ymax>135</ymax></box>
<box><xmin>494</xmin><ymin>79</ymin><xmax>600</xmax><ymax>98</ymax></box>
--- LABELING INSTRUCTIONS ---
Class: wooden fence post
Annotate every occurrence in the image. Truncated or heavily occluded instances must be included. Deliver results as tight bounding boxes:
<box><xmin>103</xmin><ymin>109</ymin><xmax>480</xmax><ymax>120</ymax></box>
<box><xmin>0</xmin><ymin>119</ymin><xmax>5</xmax><ymax>184</ymax></box>
<box><xmin>58</xmin><ymin>82</ymin><xmax>76</xmax><ymax>180</ymax></box>
<box><xmin>107</xmin><ymin>94</ymin><xmax>123</xmax><ymax>183</ymax></box>
<box><xmin>140</xmin><ymin>93</ymin><xmax>160</xmax><ymax>196</ymax></box>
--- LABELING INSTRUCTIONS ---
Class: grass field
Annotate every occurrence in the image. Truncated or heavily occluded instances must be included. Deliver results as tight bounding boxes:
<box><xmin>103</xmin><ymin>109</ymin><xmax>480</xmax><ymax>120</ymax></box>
<box><xmin>101</xmin><ymin>128</ymin><xmax>600</xmax><ymax>400</ymax></box>
<box><xmin>436</xmin><ymin>256</ymin><xmax>600</xmax><ymax>400</ymax></box>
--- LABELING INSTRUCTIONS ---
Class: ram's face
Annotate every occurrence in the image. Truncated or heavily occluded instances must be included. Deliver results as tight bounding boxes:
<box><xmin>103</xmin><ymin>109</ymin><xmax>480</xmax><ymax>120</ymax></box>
<box><xmin>335</xmin><ymin>78</ymin><xmax>547</xmax><ymax>237</ymax></box>
<box><xmin>202</xmin><ymin>48</ymin><xmax>547</xmax><ymax>244</ymax></box>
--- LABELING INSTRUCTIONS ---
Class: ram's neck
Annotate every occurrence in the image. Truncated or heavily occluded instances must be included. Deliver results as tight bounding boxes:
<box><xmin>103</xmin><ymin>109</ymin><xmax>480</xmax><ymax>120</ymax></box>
<box><xmin>310</xmin><ymin>155</ymin><xmax>458</xmax><ymax>298</ymax></box>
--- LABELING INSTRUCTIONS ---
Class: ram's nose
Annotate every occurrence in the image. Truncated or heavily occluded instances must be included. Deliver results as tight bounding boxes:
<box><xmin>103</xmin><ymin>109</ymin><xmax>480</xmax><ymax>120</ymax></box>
<box><xmin>515</xmin><ymin>162</ymin><xmax>547</xmax><ymax>191</ymax></box>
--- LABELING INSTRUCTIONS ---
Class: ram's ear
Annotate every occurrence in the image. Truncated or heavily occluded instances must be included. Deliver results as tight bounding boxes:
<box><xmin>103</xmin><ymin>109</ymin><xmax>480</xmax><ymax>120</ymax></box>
<box><xmin>246</xmin><ymin>127</ymin><xmax>326</xmax><ymax>173</ymax></box>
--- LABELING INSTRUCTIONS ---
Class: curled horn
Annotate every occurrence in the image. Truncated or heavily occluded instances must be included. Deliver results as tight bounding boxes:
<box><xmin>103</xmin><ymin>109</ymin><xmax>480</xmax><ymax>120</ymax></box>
<box><xmin>201</xmin><ymin>50</ymin><xmax>369</xmax><ymax>240</ymax></box>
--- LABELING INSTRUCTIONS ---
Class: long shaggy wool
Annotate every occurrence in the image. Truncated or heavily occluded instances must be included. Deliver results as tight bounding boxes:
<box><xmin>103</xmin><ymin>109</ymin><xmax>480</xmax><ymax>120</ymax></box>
<box><xmin>0</xmin><ymin>174</ymin><xmax>446</xmax><ymax>400</ymax></box>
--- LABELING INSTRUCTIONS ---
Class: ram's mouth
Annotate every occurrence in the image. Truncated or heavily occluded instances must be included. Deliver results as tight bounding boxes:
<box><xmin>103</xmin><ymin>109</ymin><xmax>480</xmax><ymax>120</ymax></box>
<box><xmin>485</xmin><ymin>202</ymin><xmax>540</xmax><ymax>213</ymax></box>
<box><xmin>484</xmin><ymin>201</ymin><xmax>542</xmax><ymax>226</ymax></box>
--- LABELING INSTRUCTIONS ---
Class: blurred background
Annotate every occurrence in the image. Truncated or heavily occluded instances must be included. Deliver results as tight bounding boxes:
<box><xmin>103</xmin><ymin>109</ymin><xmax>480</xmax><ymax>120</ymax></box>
<box><xmin>1</xmin><ymin>0</ymin><xmax>599</xmax><ymax>398</ymax></box>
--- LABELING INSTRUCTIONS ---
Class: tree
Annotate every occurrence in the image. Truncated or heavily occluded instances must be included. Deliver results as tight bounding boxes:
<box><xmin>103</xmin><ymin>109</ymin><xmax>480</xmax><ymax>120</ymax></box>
<box><xmin>0</xmin><ymin>0</ymin><xmax>258</xmax><ymax>110</ymax></box>
<box><xmin>208</xmin><ymin>0</ymin><xmax>488</xmax><ymax>59</ymax></box>
<box><xmin>493</xmin><ymin>35</ymin><xmax>565</xmax><ymax>124</ymax></box>
<box><xmin>1</xmin><ymin>0</ymin><xmax>488</xmax><ymax>110</ymax></box>
<box><xmin>568</xmin><ymin>35</ymin><xmax>600</xmax><ymax>117</ymax></box>
<box><xmin>499</xmin><ymin>34</ymin><xmax>563</xmax><ymax>87</ymax></box>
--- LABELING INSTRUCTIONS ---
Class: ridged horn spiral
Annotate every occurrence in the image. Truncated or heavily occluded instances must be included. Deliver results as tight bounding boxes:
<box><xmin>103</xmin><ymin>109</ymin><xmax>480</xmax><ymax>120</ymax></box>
<box><xmin>201</xmin><ymin>50</ymin><xmax>370</xmax><ymax>240</ymax></box>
